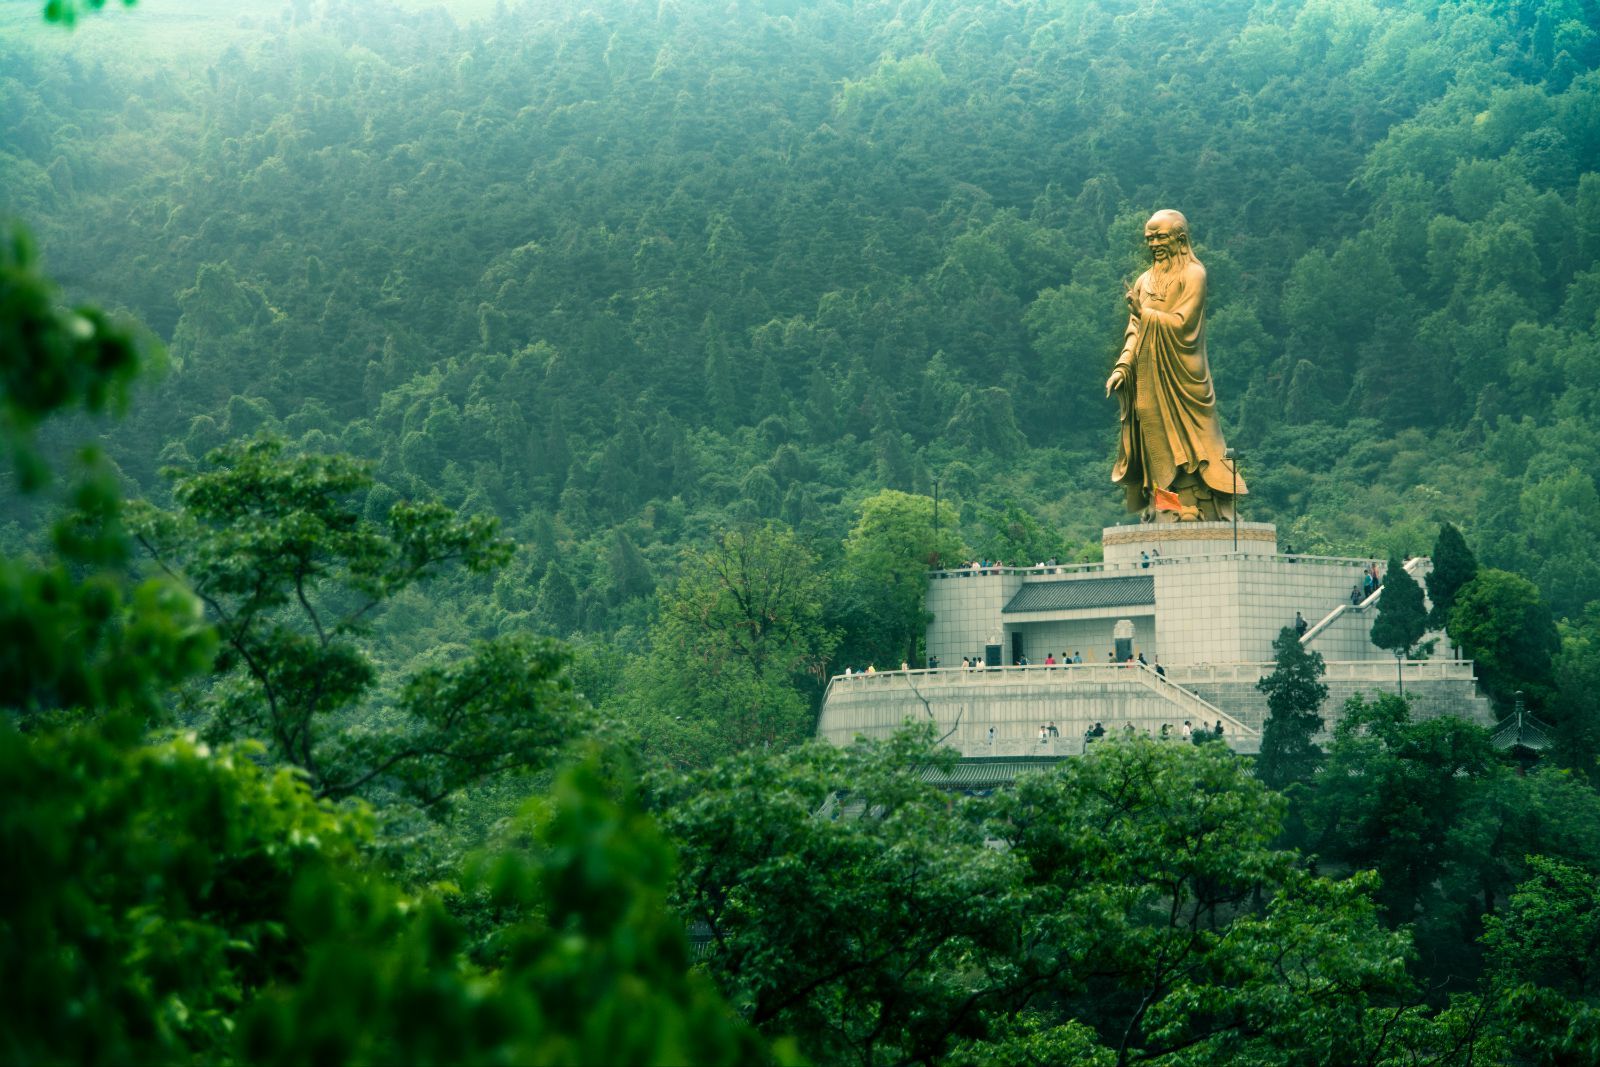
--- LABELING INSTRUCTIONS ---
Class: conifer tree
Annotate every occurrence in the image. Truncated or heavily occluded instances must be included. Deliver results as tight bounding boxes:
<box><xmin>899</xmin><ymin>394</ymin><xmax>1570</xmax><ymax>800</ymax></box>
<box><xmin>1256</xmin><ymin>626</ymin><xmax>1329</xmax><ymax>791</ymax></box>
<box><xmin>702</xmin><ymin>323</ymin><xmax>737</xmax><ymax>432</ymax></box>
<box><xmin>607</xmin><ymin>528</ymin><xmax>654</xmax><ymax>606</ymax></box>
<box><xmin>1427</xmin><ymin>522</ymin><xmax>1477</xmax><ymax>629</ymax></box>
<box><xmin>803</xmin><ymin>364</ymin><xmax>838</xmax><ymax>443</ymax></box>
<box><xmin>1371</xmin><ymin>554</ymin><xmax>1429</xmax><ymax>694</ymax></box>
<box><xmin>535</xmin><ymin>562</ymin><xmax>579</xmax><ymax>635</ymax></box>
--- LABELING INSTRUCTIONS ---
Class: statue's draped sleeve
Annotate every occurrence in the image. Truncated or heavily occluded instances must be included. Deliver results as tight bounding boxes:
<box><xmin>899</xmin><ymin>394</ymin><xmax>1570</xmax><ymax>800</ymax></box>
<box><xmin>1111</xmin><ymin>262</ymin><xmax>1246</xmax><ymax>500</ymax></box>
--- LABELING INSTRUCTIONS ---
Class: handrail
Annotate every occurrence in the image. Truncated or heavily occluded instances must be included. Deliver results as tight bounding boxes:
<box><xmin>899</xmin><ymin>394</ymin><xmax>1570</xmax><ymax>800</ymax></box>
<box><xmin>1301</xmin><ymin>556</ymin><xmax>1431</xmax><ymax>647</ymax></box>
<box><xmin>1128</xmin><ymin>664</ymin><xmax>1260</xmax><ymax>738</ymax></box>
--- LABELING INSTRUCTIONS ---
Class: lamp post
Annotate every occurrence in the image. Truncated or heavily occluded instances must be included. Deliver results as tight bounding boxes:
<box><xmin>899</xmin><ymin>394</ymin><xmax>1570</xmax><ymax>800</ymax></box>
<box><xmin>1225</xmin><ymin>447</ymin><xmax>1238</xmax><ymax>551</ymax></box>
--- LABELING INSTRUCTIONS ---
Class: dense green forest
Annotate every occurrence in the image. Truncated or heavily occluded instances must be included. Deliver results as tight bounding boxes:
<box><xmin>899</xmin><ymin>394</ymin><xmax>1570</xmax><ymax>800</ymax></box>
<box><xmin>6</xmin><ymin>0</ymin><xmax>1600</xmax><ymax>1061</ymax></box>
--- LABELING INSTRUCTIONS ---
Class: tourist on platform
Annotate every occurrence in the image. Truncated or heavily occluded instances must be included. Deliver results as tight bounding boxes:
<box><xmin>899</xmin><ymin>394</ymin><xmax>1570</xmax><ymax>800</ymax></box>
<box><xmin>900</xmin><ymin>660</ymin><xmax>910</xmax><ymax>671</ymax></box>
<box><xmin>1092</xmin><ymin>722</ymin><xmax>1106</xmax><ymax>739</ymax></box>
<box><xmin>1073</xmin><ymin>651</ymin><xmax>1083</xmax><ymax>663</ymax></box>
<box><xmin>987</xmin><ymin>726</ymin><xmax>996</xmax><ymax>745</ymax></box>
<box><xmin>1155</xmin><ymin>657</ymin><xmax>1166</xmax><ymax>679</ymax></box>
<box><xmin>865</xmin><ymin>664</ymin><xmax>876</xmax><ymax>674</ymax></box>
<box><xmin>1039</xmin><ymin>724</ymin><xmax>1048</xmax><ymax>743</ymax></box>
<box><xmin>844</xmin><ymin>666</ymin><xmax>853</xmax><ymax>676</ymax></box>
<box><xmin>1181</xmin><ymin>719</ymin><xmax>1192</xmax><ymax>740</ymax></box>
<box><xmin>1214</xmin><ymin>721</ymin><xmax>1225</xmax><ymax>740</ymax></box>
<box><xmin>1048</xmin><ymin>722</ymin><xmax>1059</xmax><ymax>738</ymax></box>
<box><xmin>960</xmin><ymin>656</ymin><xmax>970</xmax><ymax>669</ymax></box>
<box><xmin>1160</xmin><ymin>723</ymin><xmax>1170</xmax><ymax>739</ymax></box>
<box><xmin>1138</xmin><ymin>651</ymin><xmax>1149</xmax><ymax>666</ymax></box>
<box><xmin>1351</xmin><ymin>584</ymin><xmax>1363</xmax><ymax>604</ymax></box>
<box><xmin>1294</xmin><ymin>611</ymin><xmax>1308</xmax><ymax>637</ymax></box>
<box><xmin>1044</xmin><ymin>652</ymin><xmax>1056</xmax><ymax>666</ymax></box>
<box><xmin>1141</xmin><ymin>550</ymin><xmax>1150</xmax><ymax>569</ymax></box>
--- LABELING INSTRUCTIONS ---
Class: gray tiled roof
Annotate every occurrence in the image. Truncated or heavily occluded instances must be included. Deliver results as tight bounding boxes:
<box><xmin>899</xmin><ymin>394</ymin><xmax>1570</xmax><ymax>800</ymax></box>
<box><xmin>921</xmin><ymin>758</ymin><xmax>1064</xmax><ymax>788</ymax></box>
<box><xmin>1003</xmin><ymin>575</ymin><xmax>1155</xmax><ymax>614</ymax></box>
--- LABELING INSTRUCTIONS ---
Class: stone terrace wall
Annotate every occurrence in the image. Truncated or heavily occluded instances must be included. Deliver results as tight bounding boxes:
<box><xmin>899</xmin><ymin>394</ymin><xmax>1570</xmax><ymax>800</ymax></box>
<box><xmin>1173</xmin><ymin>662</ymin><xmax>1495</xmax><ymax>734</ymax></box>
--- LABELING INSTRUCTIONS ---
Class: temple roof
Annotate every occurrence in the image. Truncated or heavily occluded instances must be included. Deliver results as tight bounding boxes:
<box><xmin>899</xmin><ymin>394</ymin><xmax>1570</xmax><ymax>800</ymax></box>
<box><xmin>1002</xmin><ymin>575</ymin><xmax>1155</xmax><ymax>614</ymax></box>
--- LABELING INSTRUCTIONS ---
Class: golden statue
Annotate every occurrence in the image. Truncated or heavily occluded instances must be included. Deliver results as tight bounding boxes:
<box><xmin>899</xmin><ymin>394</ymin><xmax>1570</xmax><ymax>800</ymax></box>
<box><xmin>1105</xmin><ymin>210</ymin><xmax>1246</xmax><ymax>522</ymax></box>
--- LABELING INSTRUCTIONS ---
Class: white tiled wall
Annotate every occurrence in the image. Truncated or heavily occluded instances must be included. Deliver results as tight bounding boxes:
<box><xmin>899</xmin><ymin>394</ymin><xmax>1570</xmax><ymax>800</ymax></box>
<box><xmin>1015</xmin><ymin>616</ymin><xmax>1156</xmax><ymax>664</ymax></box>
<box><xmin>927</xmin><ymin>525</ymin><xmax>1389</xmax><ymax>669</ymax></box>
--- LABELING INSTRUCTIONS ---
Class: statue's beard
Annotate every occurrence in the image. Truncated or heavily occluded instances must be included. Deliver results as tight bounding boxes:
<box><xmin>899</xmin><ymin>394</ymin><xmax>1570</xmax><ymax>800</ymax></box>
<box><xmin>1153</xmin><ymin>245</ymin><xmax>1192</xmax><ymax>273</ymax></box>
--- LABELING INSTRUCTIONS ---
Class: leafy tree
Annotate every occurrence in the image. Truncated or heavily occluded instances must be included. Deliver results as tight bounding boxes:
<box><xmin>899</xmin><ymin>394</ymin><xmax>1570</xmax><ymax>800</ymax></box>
<box><xmin>1</xmin><ymin>726</ymin><xmax>370</xmax><ymax>1064</ymax></box>
<box><xmin>1448</xmin><ymin>568</ymin><xmax>1560</xmax><ymax>709</ymax></box>
<box><xmin>1552</xmin><ymin>618</ymin><xmax>1600</xmax><ymax>784</ymax></box>
<box><xmin>1</xmin><ymin>227</ymin><xmax>214</xmax><ymax>725</ymax></box>
<box><xmin>242</xmin><ymin>751</ymin><xmax>775</xmax><ymax>1067</ymax></box>
<box><xmin>992</xmin><ymin>736</ymin><xmax>1471</xmax><ymax>1064</ymax></box>
<box><xmin>1481</xmin><ymin>856</ymin><xmax>1600</xmax><ymax>1065</ymax></box>
<box><xmin>1306</xmin><ymin>694</ymin><xmax>1500</xmax><ymax>938</ymax></box>
<box><xmin>655</xmin><ymin>727</ymin><xmax>1015</xmax><ymax>1066</ymax></box>
<box><xmin>1371</xmin><ymin>554</ymin><xmax>1430</xmax><ymax>691</ymax></box>
<box><xmin>1427</xmin><ymin>522</ymin><xmax>1478</xmax><ymax>630</ymax></box>
<box><xmin>620</xmin><ymin>522</ymin><xmax>835</xmax><ymax>768</ymax></box>
<box><xmin>1255</xmin><ymin>624</ymin><xmax>1328</xmax><ymax>791</ymax></box>
<box><xmin>129</xmin><ymin>438</ymin><xmax>586</xmax><ymax>805</ymax></box>
<box><xmin>839</xmin><ymin>489</ymin><xmax>966</xmax><ymax>669</ymax></box>
<box><xmin>971</xmin><ymin>499</ymin><xmax>1066</xmax><ymax>566</ymax></box>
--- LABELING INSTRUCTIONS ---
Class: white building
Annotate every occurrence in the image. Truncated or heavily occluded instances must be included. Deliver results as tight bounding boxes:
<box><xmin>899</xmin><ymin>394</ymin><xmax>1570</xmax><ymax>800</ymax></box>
<box><xmin>816</xmin><ymin>521</ymin><xmax>1493</xmax><ymax>764</ymax></box>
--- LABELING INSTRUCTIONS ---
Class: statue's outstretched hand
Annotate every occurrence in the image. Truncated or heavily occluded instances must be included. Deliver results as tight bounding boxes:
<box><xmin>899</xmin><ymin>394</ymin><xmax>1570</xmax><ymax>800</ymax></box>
<box><xmin>1126</xmin><ymin>288</ymin><xmax>1142</xmax><ymax>318</ymax></box>
<box><xmin>1106</xmin><ymin>368</ymin><xmax>1126</xmax><ymax>396</ymax></box>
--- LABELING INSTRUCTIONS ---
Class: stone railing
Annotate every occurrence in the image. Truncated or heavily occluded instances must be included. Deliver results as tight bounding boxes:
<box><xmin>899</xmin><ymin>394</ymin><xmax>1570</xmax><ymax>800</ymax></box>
<box><xmin>929</xmin><ymin>552</ymin><xmax>1379</xmax><ymax>580</ymax></box>
<box><xmin>1170</xmin><ymin>659</ymin><xmax>1477</xmax><ymax>684</ymax></box>
<box><xmin>823</xmin><ymin>662</ymin><xmax>1260</xmax><ymax>739</ymax></box>
<box><xmin>827</xmin><ymin>661</ymin><xmax>1144</xmax><ymax>694</ymax></box>
<box><xmin>1128</xmin><ymin>665</ymin><xmax>1258</xmax><ymax>738</ymax></box>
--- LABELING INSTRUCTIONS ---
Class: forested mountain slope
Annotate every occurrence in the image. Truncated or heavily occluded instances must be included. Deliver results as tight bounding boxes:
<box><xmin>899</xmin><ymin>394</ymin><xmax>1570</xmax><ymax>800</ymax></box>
<box><xmin>11</xmin><ymin>2</ymin><xmax>1600</xmax><ymax>1061</ymax></box>
<box><xmin>5</xmin><ymin>0</ymin><xmax>1598</xmax><ymax>628</ymax></box>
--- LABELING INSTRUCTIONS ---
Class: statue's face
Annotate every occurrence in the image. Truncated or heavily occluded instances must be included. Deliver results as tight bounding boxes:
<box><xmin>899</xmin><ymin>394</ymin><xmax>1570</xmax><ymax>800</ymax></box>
<box><xmin>1144</xmin><ymin>218</ymin><xmax>1181</xmax><ymax>261</ymax></box>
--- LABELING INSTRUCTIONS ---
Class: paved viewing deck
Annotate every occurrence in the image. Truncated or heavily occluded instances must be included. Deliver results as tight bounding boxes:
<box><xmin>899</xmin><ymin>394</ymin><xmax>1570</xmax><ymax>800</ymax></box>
<box><xmin>819</xmin><ymin>659</ymin><xmax>1492</xmax><ymax>760</ymax></box>
<box><xmin>819</xmin><ymin>662</ymin><xmax>1263</xmax><ymax>756</ymax></box>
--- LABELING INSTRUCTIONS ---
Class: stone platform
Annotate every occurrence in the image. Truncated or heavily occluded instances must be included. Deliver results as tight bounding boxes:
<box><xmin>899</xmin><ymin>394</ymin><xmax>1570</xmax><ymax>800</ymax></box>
<box><xmin>818</xmin><ymin>663</ymin><xmax>1262</xmax><ymax>756</ymax></box>
<box><xmin>820</xmin><ymin>522</ymin><xmax>1495</xmax><ymax>773</ymax></box>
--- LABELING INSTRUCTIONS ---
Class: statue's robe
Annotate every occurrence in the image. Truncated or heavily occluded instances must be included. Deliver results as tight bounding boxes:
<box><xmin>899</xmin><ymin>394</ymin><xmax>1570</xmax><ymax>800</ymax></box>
<box><xmin>1111</xmin><ymin>257</ymin><xmax>1246</xmax><ymax>513</ymax></box>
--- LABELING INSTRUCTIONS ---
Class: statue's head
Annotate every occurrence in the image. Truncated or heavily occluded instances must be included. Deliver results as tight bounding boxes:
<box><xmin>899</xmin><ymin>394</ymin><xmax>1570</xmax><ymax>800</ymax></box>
<box><xmin>1144</xmin><ymin>210</ymin><xmax>1191</xmax><ymax>263</ymax></box>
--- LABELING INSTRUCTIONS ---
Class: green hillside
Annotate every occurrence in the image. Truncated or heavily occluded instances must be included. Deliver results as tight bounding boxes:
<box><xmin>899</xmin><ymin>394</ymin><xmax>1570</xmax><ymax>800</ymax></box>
<box><xmin>7</xmin><ymin>0</ymin><xmax>1600</xmax><ymax>1061</ymax></box>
